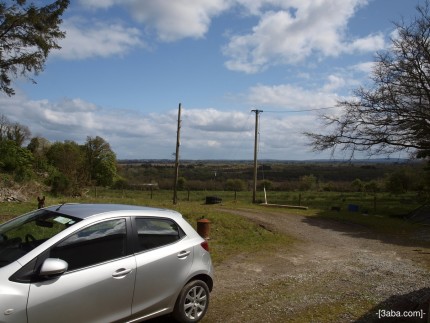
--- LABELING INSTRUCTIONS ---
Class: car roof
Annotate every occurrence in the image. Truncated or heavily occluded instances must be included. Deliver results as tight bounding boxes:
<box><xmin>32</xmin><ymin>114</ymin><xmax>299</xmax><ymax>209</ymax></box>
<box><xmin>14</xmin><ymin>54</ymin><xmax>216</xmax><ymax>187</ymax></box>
<box><xmin>44</xmin><ymin>203</ymin><xmax>181</xmax><ymax>220</ymax></box>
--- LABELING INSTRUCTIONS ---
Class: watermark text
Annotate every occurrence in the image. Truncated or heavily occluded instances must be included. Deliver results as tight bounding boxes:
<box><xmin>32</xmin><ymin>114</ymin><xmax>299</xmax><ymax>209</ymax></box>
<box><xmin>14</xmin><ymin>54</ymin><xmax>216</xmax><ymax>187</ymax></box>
<box><xmin>377</xmin><ymin>309</ymin><xmax>426</xmax><ymax>320</ymax></box>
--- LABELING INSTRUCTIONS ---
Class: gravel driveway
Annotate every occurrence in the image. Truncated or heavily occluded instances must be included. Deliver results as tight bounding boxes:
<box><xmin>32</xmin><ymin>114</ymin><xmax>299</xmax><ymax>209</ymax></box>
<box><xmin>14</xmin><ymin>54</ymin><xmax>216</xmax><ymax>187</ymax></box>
<box><xmin>204</xmin><ymin>207</ymin><xmax>430</xmax><ymax>323</ymax></box>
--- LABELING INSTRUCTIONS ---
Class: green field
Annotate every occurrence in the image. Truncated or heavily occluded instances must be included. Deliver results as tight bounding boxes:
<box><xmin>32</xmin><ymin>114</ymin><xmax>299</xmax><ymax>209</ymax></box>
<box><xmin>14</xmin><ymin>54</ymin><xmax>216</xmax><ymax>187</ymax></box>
<box><xmin>1</xmin><ymin>188</ymin><xmax>427</xmax><ymax>264</ymax></box>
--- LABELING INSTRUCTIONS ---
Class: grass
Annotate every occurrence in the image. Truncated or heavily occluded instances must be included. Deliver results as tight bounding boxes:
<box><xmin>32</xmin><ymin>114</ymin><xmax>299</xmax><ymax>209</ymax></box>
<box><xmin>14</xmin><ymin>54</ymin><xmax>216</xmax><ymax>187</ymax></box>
<box><xmin>0</xmin><ymin>190</ymin><xmax>295</xmax><ymax>265</ymax></box>
<box><xmin>0</xmin><ymin>189</ymin><xmax>427</xmax><ymax>263</ymax></box>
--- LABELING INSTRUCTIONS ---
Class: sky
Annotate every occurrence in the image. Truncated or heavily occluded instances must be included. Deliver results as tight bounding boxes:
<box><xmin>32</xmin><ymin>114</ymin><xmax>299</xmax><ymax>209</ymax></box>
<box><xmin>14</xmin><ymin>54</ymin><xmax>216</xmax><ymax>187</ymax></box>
<box><xmin>0</xmin><ymin>0</ymin><xmax>426</xmax><ymax>161</ymax></box>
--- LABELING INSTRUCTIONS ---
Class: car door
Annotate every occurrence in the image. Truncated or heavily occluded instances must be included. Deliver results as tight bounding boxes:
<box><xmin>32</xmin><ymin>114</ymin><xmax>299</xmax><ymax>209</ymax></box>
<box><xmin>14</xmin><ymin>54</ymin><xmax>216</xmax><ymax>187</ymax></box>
<box><xmin>131</xmin><ymin>217</ymin><xmax>194</xmax><ymax>317</ymax></box>
<box><xmin>26</xmin><ymin>218</ymin><xmax>136</xmax><ymax>323</ymax></box>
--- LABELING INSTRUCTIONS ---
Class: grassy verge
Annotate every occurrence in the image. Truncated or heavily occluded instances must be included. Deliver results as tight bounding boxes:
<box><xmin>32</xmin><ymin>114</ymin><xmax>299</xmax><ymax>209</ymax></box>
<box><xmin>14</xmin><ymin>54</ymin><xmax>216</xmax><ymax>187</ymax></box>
<box><xmin>0</xmin><ymin>195</ymin><xmax>294</xmax><ymax>265</ymax></box>
<box><xmin>0</xmin><ymin>189</ymin><xmax>428</xmax><ymax>263</ymax></box>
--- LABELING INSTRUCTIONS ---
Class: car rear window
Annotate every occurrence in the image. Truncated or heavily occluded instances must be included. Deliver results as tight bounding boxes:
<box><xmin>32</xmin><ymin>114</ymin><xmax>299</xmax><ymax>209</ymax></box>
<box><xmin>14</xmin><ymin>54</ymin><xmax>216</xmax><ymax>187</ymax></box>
<box><xmin>135</xmin><ymin>218</ymin><xmax>185</xmax><ymax>252</ymax></box>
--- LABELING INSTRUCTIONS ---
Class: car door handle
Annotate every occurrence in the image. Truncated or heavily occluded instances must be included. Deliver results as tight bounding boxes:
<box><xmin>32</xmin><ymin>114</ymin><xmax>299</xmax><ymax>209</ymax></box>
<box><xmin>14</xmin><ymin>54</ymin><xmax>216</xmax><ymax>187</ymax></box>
<box><xmin>177</xmin><ymin>250</ymin><xmax>191</xmax><ymax>259</ymax></box>
<box><xmin>112</xmin><ymin>268</ymin><xmax>133</xmax><ymax>278</ymax></box>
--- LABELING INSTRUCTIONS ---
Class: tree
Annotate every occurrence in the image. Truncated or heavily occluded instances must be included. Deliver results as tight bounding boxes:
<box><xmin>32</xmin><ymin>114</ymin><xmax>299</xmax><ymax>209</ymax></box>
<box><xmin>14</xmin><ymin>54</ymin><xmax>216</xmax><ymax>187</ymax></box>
<box><xmin>0</xmin><ymin>0</ymin><xmax>69</xmax><ymax>96</ymax></box>
<box><xmin>27</xmin><ymin>136</ymin><xmax>51</xmax><ymax>171</ymax></box>
<box><xmin>27</xmin><ymin>136</ymin><xmax>51</xmax><ymax>157</ymax></box>
<box><xmin>258</xmin><ymin>179</ymin><xmax>273</xmax><ymax>191</ymax></box>
<box><xmin>0</xmin><ymin>139</ymin><xmax>34</xmax><ymax>181</ymax></box>
<box><xmin>351</xmin><ymin>178</ymin><xmax>364</xmax><ymax>192</ymax></box>
<box><xmin>177</xmin><ymin>177</ymin><xmax>187</xmax><ymax>190</ymax></box>
<box><xmin>225</xmin><ymin>178</ymin><xmax>246</xmax><ymax>191</ymax></box>
<box><xmin>0</xmin><ymin>114</ymin><xmax>8</xmax><ymax>140</ymax></box>
<box><xmin>85</xmin><ymin>136</ymin><xmax>117</xmax><ymax>186</ymax></box>
<box><xmin>364</xmin><ymin>180</ymin><xmax>380</xmax><ymax>193</ymax></box>
<box><xmin>6</xmin><ymin>121</ymin><xmax>31</xmax><ymax>145</ymax></box>
<box><xmin>46</xmin><ymin>141</ymin><xmax>87</xmax><ymax>194</ymax></box>
<box><xmin>306</xmin><ymin>1</ymin><xmax>430</xmax><ymax>158</ymax></box>
<box><xmin>0</xmin><ymin>114</ymin><xmax>31</xmax><ymax>145</ymax></box>
<box><xmin>385</xmin><ymin>169</ymin><xmax>411</xmax><ymax>194</ymax></box>
<box><xmin>300</xmin><ymin>174</ymin><xmax>317</xmax><ymax>191</ymax></box>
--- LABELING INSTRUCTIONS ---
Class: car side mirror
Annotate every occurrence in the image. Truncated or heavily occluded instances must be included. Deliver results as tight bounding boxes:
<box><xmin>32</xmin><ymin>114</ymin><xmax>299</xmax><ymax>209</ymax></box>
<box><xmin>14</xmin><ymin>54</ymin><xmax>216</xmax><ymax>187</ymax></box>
<box><xmin>39</xmin><ymin>258</ymin><xmax>68</xmax><ymax>277</ymax></box>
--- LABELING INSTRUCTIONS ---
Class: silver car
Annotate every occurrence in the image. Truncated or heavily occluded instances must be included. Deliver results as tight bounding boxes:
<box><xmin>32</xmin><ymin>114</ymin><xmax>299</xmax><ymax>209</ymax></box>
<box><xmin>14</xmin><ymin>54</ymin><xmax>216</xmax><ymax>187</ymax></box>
<box><xmin>0</xmin><ymin>203</ymin><xmax>213</xmax><ymax>323</ymax></box>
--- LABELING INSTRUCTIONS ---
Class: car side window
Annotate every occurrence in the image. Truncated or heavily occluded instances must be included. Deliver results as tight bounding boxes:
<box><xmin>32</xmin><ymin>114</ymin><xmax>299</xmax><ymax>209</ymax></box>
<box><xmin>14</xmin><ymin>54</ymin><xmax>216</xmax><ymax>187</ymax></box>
<box><xmin>135</xmin><ymin>218</ymin><xmax>184</xmax><ymax>252</ymax></box>
<box><xmin>50</xmin><ymin>219</ymin><xmax>127</xmax><ymax>271</ymax></box>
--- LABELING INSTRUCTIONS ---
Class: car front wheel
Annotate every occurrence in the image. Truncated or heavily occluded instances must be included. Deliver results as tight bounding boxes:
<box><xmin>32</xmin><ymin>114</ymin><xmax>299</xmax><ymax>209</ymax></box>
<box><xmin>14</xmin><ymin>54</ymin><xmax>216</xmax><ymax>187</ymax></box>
<box><xmin>173</xmin><ymin>280</ymin><xmax>210</xmax><ymax>323</ymax></box>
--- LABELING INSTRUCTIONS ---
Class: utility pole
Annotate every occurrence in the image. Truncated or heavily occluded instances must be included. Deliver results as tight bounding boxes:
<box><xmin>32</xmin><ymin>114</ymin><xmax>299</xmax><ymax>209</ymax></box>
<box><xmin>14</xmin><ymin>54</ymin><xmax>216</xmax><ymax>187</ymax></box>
<box><xmin>251</xmin><ymin>109</ymin><xmax>263</xmax><ymax>203</ymax></box>
<box><xmin>173</xmin><ymin>103</ymin><xmax>181</xmax><ymax>205</ymax></box>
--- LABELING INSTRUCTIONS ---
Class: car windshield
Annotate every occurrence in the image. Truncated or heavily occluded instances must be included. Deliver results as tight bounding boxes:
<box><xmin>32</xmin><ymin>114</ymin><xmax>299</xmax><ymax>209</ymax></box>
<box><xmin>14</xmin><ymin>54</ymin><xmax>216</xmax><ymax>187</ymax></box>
<box><xmin>0</xmin><ymin>209</ymin><xmax>81</xmax><ymax>268</ymax></box>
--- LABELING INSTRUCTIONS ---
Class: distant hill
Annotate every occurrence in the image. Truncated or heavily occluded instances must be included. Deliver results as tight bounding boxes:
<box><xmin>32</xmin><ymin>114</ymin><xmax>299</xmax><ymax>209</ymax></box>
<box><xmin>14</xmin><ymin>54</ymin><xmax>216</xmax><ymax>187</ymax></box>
<box><xmin>118</xmin><ymin>158</ymin><xmax>418</xmax><ymax>165</ymax></box>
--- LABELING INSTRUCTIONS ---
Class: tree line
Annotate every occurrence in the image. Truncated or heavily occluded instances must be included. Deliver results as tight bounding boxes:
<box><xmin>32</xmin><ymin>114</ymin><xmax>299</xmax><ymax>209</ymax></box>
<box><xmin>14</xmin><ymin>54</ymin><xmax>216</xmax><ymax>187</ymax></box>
<box><xmin>1</xmin><ymin>110</ymin><xmax>426</xmax><ymax>197</ymax></box>
<box><xmin>117</xmin><ymin>161</ymin><xmax>428</xmax><ymax>195</ymax></box>
<box><xmin>0</xmin><ymin>114</ymin><xmax>117</xmax><ymax>195</ymax></box>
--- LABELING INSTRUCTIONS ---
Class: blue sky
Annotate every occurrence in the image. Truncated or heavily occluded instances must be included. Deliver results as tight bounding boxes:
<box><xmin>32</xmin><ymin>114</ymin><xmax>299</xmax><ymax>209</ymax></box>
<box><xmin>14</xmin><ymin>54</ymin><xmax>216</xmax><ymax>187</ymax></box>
<box><xmin>1</xmin><ymin>0</ymin><xmax>425</xmax><ymax>160</ymax></box>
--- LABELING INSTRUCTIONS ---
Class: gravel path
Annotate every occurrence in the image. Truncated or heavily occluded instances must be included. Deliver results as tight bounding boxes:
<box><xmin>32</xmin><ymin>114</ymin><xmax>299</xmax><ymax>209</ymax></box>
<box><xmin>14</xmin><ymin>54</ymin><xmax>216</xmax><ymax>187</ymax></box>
<box><xmin>204</xmin><ymin>207</ymin><xmax>430</xmax><ymax>323</ymax></box>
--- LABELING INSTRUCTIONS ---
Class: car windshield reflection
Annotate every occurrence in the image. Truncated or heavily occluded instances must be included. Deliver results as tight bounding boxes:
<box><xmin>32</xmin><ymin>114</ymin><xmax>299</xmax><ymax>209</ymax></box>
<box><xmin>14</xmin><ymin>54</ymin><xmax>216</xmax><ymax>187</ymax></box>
<box><xmin>0</xmin><ymin>210</ymin><xmax>81</xmax><ymax>268</ymax></box>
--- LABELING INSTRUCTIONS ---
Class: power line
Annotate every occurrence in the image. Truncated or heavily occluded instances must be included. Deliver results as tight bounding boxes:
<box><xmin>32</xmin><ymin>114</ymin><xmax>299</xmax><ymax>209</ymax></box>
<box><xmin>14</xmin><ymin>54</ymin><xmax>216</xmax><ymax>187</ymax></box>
<box><xmin>263</xmin><ymin>106</ymin><xmax>335</xmax><ymax>113</ymax></box>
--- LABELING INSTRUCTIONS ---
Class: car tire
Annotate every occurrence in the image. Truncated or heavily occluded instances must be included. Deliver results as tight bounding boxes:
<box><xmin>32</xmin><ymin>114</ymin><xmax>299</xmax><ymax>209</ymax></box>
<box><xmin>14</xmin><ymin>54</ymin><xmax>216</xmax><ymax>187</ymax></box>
<box><xmin>173</xmin><ymin>280</ymin><xmax>210</xmax><ymax>323</ymax></box>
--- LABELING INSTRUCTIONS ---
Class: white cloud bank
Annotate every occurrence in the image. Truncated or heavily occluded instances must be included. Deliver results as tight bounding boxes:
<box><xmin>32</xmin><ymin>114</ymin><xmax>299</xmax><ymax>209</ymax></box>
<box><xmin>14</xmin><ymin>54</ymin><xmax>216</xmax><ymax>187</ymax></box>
<box><xmin>223</xmin><ymin>0</ymin><xmax>386</xmax><ymax>73</ymax></box>
<box><xmin>79</xmin><ymin>0</ymin><xmax>229</xmax><ymax>42</ymax></box>
<box><xmin>54</xmin><ymin>18</ymin><xmax>144</xmax><ymax>60</ymax></box>
<box><xmin>1</xmin><ymin>92</ymin><xmax>329</xmax><ymax>160</ymax></box>
<box><xmin>71</xmin><ymin>0</ymin><xmax>386</xmax><ymax>72</ymax></box>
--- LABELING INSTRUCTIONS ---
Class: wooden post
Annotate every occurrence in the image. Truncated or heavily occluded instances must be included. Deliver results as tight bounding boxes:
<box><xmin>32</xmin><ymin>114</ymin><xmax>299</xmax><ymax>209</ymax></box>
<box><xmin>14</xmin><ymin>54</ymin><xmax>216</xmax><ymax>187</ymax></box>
<box><xmin>173</xmin><ymin>103</ymin><xmax>181</xmax><ymax>205</ymax></box>
<box><xmin>251</xmin><ymin>109</ymin><xmax>262</xmax><ymax>203</ymax></box>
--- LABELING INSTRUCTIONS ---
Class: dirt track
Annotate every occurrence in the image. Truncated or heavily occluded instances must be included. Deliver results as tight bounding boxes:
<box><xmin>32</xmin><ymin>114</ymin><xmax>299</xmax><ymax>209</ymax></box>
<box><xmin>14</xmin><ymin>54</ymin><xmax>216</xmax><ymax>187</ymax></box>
<box><xmin>204</xmin><ymin>208</ymin><xmax>430</xmax><ymax>322</ymax></box>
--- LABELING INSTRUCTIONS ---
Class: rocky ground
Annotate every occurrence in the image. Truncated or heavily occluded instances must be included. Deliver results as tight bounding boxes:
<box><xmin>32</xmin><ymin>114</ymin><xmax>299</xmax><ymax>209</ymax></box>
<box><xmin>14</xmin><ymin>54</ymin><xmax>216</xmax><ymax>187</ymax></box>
<box><xmin>0</xmin><ymin>181</ymin><xmax>46</xmax><ymax>203</ymax></box>
<box><xmin>202</xmin><ymin>208</ymin><xmax>430</xmax><ymax>323</ymax></box>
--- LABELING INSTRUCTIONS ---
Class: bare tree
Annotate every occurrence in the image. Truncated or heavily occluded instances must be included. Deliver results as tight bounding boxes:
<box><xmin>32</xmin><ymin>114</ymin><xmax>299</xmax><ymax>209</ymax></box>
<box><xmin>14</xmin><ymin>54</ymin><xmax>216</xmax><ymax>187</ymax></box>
<box><xmin>0</xmin><ymin>114</ymin><xmax>9</xmax><ymax>141</ymax></box>
<box><xmin>6</xmin><ymin>121</ymin><xmax>31</xmax><ymax>146</ymax></box>
<box><xmin>305</xmin><ymin>1</ymin><xmax>430</xmax><ymax>158</ymax></box>
<box><xmin>0</xmin><ymin>113</ymin><xmax>30</xmax><ymax>145</ymax></box>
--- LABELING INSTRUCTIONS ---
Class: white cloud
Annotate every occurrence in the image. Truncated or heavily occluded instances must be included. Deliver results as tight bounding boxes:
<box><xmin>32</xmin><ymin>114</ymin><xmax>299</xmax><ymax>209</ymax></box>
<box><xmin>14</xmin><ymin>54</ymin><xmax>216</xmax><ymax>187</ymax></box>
<box><xmin>258</xmin><ymin>113</ymin><xmax>318</xmax><ymax>155</ymax></box>
<box><xmin>246</xmin><ymin>83</ymin><xmax>339</xmax><ymax>110</ymax></box>
<box><xmin>79</xmin><ymin>0</ymin><xmax>230</xmax><ymax>42</ymax></box>
<box><xmin>128</xmin><ymin>0</ymin><xmax>230</xmax><ymax>41</ymax></box>
<box><xmin>322</xmin><ymin>75</ymin><xmax>347</xmax><ymax>92</ymax></box>
<box><xmin>0</xmin><ymin>92</ymin><xmax>327</xmax><ymax>160</ymax></box>
<box><xmin>351</xmin><ymin>61</ymin><xmax>375</xmax><ymax>74</ymax></box>
<box><xmin>223</xmin><ymin>0</ymin><xmax>387</xmax><ymax>73</ymax></box>
<box><xmin>183</xmin><ymin>108</ymin><xmax>252</xmax><ymax>132</ymax></box>
<box><xmin>78</xmin><ymin>0</ymin><xmax>117</xmax><ymax>9</ymax></box>
<box><xmin>0</xmin><ymin>92</ymin><xmax>171</xmax><ymax>148</ymax></box>
<box><xmin>55</xmin><ymin>18</ymin><xmax>144</xmax><ymax>60</ymax></box>
<box><xmin>346</xmin><ymin>33</ymin><xmax>385</xmax><ymax>53</ymax></box>
<box><xmin>73</xmin><ymin>0</ymin><xmax>386</xmax><ymax>71</ymax></box>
